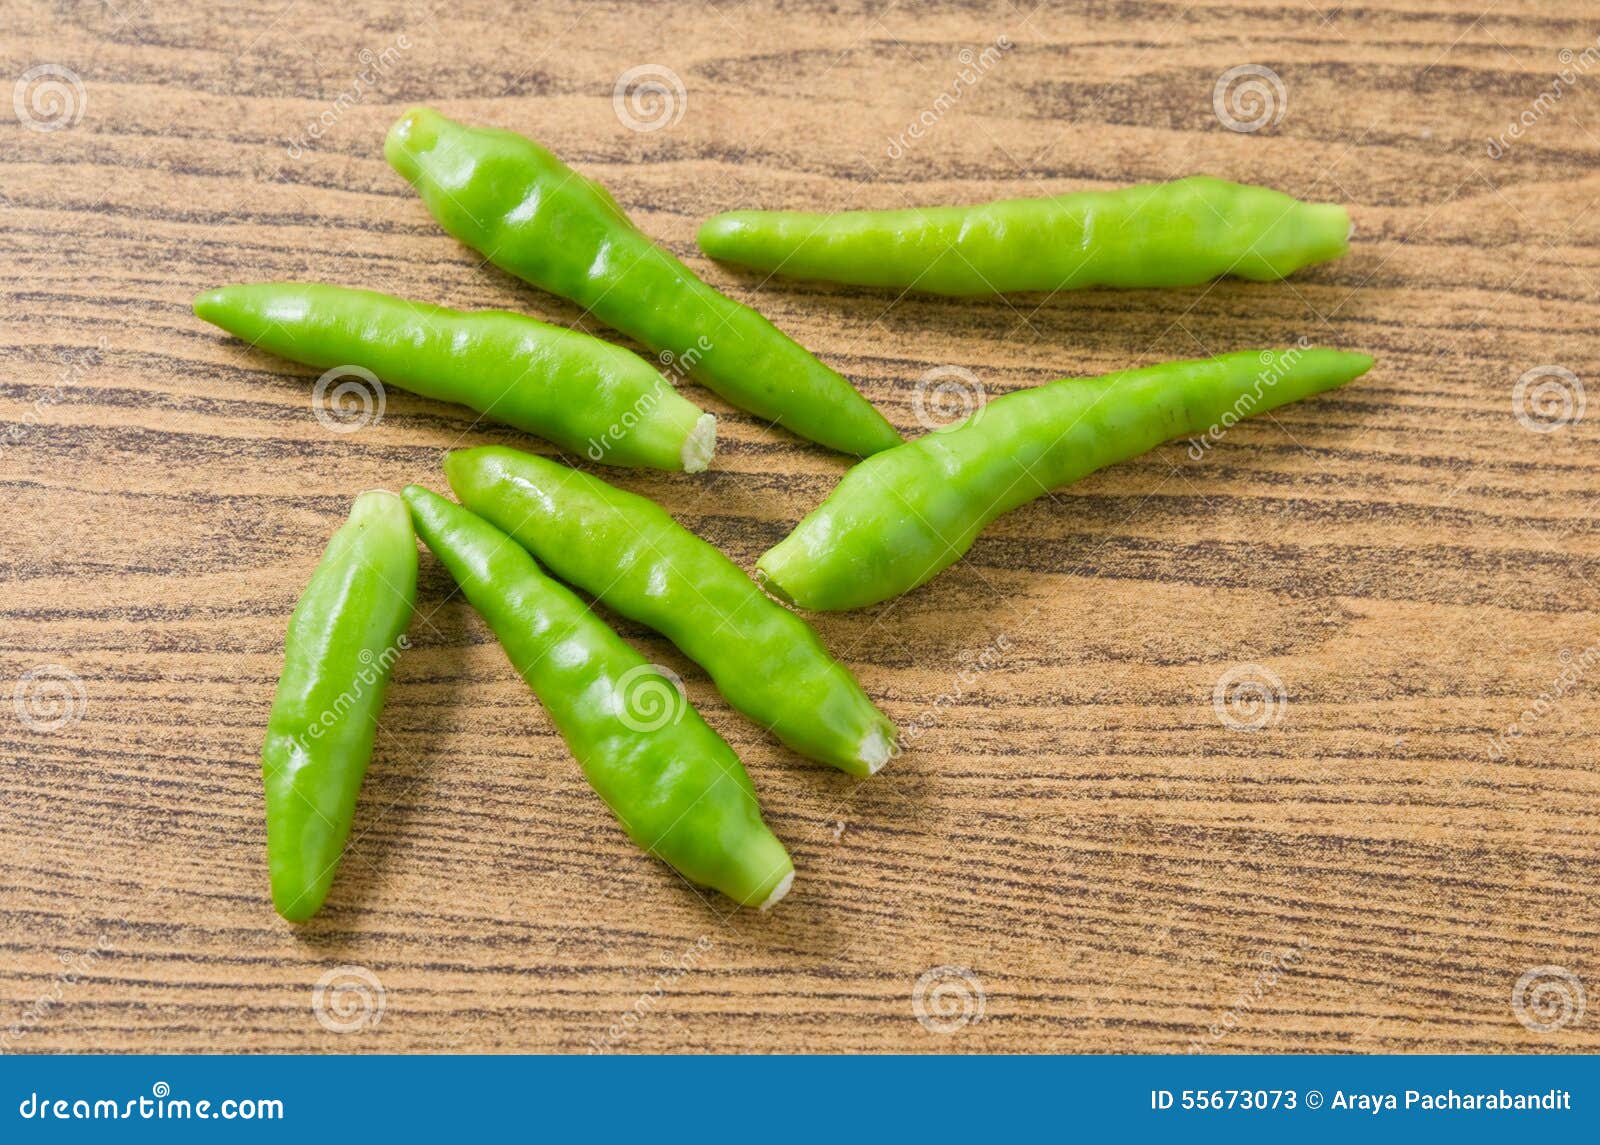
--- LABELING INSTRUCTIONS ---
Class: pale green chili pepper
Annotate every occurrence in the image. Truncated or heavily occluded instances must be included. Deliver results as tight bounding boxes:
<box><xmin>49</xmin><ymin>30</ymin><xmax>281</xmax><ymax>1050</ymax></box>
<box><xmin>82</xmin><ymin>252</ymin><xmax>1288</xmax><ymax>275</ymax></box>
<box><xmin>697</xmin><ymin>177</ymin><xmax>1351</xmax><ymax>295</ymax></box>
<box><xmin>384</xmin><ymin>107</ymin><xmax>902</xmax><ymax>457</ymax></box>
<box><xmin>444</xmin><ymin>445</ymin><xmax>897</xmax><ymax>776</ymax></box>
<box><xmin>194</xmin><ymin>283</ymin><xmax>716</xmax><ymax>472</ymax></box>
<box><xmin>402</xmin><ymin>485</ymin><xmax>794</xmax><ymax>909</ymax></box>
<box><xmin>758</xmin><ymin>348</ymin><xmax>1374</xmax><ymax>610</ymax></box>
<box><xmin>262</xmin><ymin>490</ymin><xmax>417</xmax><ymax>921</ymax></box>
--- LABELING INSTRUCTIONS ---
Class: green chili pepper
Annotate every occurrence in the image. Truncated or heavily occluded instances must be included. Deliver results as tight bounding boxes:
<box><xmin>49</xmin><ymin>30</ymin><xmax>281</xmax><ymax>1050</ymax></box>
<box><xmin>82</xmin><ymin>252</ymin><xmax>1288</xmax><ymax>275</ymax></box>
<box><xmin>443</xmin><ymin>445</ymin><xmax>897</xmax><ymax>777</ymax></box>
<box><xmin>758</xmin><ymin>347</ymin><xmax>1374</xmax><ymax>611</ymax></box>
<box><xmin>384</xmin><ymin>107</ymin><xmax>902</xmax><ymax>457</ymax></box>
<box><xmin>262</xmin><ymin>490</ymin><xmax>418</xmax><ymax>921</ymax></box>
<box><xmin>401</xmin><ymin>484</ymin><xmax>794</xmax><ymax>909</ymax></box>
<box><xmin>193</xmin><ymin>282</ymin><xmax>716</xmax><ymax>472</ymax></box>
<box><xmin>697</xmin><ymin>177</ymin><xmax>1351</xmax><ymax>295</ymax></box>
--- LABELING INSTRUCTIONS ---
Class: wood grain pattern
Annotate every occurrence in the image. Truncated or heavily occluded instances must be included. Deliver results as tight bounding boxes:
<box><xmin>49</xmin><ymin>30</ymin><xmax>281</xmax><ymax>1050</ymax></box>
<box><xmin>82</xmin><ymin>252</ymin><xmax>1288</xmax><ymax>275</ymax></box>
<box><xmin>3</xmin><ymin>0</ymin><xmax>1597</xmax><ymax>1053</ymax></box>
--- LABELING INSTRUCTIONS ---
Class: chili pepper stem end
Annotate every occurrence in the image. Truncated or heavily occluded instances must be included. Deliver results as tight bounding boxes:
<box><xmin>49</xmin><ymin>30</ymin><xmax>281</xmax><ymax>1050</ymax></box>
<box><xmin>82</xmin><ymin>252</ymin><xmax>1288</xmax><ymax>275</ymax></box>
<box><xmin>682</xmin><ymin>413</ymin><xmax>717</xmax><ymax>473</ymax></box>
<box><xmin>384</xmin><ymin>106</ymin><xmax>439</xmax><ymax>184</ymax></box>
<box><xmin>752</xmin><ymin>561</ymin><xmax>796</xmax><ymax>607</ymax></box>
<box><xmin>859</xmin><ymin>727</ymin><xmax>892</xmax><ymax>775</ymax></box>
<box><xmin>758</xmin><ymin>869</ymin><xmax>795</xmax><ymax>911</ymax></box>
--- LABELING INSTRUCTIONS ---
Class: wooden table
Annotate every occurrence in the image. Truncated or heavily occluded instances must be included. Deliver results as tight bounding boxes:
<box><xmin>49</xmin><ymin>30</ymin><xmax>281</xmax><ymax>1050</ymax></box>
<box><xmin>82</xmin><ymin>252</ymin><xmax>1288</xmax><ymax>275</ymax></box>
<box><xmin>4</xmin><ymin>0</ymin><xmax>1596</xmax><ymax>1054</ymax></box>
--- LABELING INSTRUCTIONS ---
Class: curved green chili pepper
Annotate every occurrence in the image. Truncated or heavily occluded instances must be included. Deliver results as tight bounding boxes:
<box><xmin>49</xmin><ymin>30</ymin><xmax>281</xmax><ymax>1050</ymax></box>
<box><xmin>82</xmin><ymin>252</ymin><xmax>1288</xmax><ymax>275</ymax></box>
<box><xmin>697</xmin><ymin>177</ymin><xmax>1351</xmax><ymax>295</ymax></box>
<box><xmin>758</xmin><ymin>347</ymin><xmax>1374</xmax><ymax>611</ymax></box>
<box><xmin>401</xmin><ymin>484</ymin><xmax>793</xmax><ymax>909</ymax></box>
<box><xmin>193</xmin><ymin>282</ymin><xmax>716</xmax><ymax>472</ymax></box>
<box><xmin>443</xmin><ymin>445</ymin><xmax>897</xmax><ymax>777</ymax></box>
<box><xmin>262</xmin><ymin>490</ymin><xmax>418</xmax><ymax>921</ymax></box>
<box><xmin>384</xmin><ymin>107</ymin><xmax>902</xmax><ymax>457</ymax></box>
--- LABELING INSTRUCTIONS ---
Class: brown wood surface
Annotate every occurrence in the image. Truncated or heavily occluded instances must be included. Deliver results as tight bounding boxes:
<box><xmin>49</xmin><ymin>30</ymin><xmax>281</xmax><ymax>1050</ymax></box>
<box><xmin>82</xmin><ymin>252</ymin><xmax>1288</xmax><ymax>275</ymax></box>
<box><xmin>3</xmin><ymin>0</ymin><xmax>1598</xmax><ymax>1054</ymax></box>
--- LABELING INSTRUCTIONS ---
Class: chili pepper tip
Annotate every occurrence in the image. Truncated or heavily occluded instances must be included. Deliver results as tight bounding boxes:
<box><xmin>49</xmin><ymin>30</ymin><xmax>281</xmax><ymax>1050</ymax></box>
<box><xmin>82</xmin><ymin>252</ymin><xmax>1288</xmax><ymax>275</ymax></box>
<box><xmin>191</xmin><ymin>287</ymin><xmax>228</xmax><ymax>322</ymax></box>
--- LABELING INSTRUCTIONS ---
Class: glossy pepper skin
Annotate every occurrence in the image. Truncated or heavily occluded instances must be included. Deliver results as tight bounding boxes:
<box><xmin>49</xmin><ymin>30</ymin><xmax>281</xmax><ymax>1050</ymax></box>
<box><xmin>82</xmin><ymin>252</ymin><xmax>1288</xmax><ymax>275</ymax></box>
<box><xmin>262</xmin><ymin>490</ymin><xmax>417</xmax><ymax>921</ymax></box>
<box><xmin>193</xmin><ymin>283</ymin><xmax>715</xmax><ymax>472</ymax></box>
<box><xmin>383</xmin><ymin>107</ymin><xmax>901</xmax><ymax>457</ymax></box>
<box><xmin>697</xmin><ymin>177</ymin><xmax>1351</xmax><ymax>295</ymax></box>
<box><xmin>444</xmin><ymin>445</ymin><xmax>897</xmax><ymax>777</ymax></box>
<box><xmin>401</xmin><ymin>484</ymin><xmax>793</xmax><ymax>909</ymax></box>
<box><xmin>759</xmin><ymin>348</ymin><xmax>1375</xmax><ymax>611</ymax></box>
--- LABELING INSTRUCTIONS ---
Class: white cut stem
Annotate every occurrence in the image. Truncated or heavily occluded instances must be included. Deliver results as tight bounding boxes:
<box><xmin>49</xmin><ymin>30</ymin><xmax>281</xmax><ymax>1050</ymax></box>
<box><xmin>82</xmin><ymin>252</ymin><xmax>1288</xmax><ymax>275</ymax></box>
<box><xmin>757</xmin><ymin>870</ymin><xmax>794</xmax><ymax>911</ymax></box>
<box><xmin>681</xmin><ymin>413</ymin><xmax>717</xmax><ymax>473</ymax></box>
